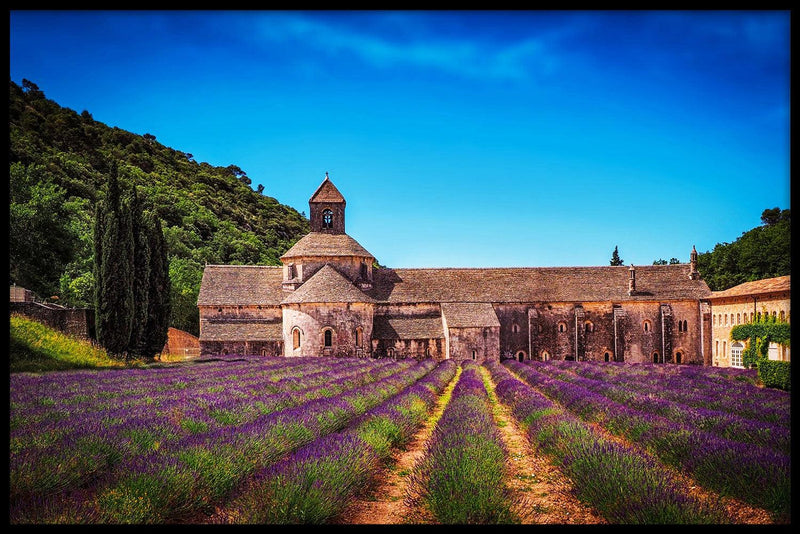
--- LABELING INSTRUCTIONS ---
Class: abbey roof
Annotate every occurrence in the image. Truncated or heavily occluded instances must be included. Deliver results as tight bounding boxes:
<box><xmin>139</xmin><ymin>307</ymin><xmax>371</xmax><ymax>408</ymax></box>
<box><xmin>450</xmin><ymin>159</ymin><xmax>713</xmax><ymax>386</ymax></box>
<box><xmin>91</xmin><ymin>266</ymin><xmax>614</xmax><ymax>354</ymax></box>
<box><xmin>441</xmin><ymin>302</ymin><xmax>501</xmax><ymax>328</ymax></box>
<box><xmin>281</xmin><ymin>264</ymin><xmax>376</xmax><ymax>304</ymax></box>
<box><xmin>372</xmin><ymin>315</ymin><xmax>444</xmax><ymax>339</ymax></box>
<box><xmin>280</xmin><ymin>232</ymin><xmax>374</xmax><ymax>260</ymax></box>
<box><xmin>197</xmin><ymin>265</ymin><xmax>284</xmax><ymax>306</ymax></box>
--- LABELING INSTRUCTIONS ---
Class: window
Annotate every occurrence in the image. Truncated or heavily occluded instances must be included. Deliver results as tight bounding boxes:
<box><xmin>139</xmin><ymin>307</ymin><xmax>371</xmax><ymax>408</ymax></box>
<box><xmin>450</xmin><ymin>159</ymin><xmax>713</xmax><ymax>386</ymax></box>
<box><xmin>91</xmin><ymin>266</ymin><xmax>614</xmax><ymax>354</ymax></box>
<box><xmin>678</xmin><ymin>320</ymin><xmax>682</xmax><ymax>332</ymax></box>
<box><xmin>324</xmin><ymin>329</ymin><xmax>333</xmax><ymax>347</ymax></box>
<box><xmin>387</xmin><ymin>347</ymin><xmax>395</xmax><ymax>358</ymax></box>
<box><xmin>713</xmin><ymin>315</ymin><xmax>717</xmax><ymax>326</ymax></box>
<box><xmin>292</xmin><ymin>328</ymin><xmax>301</xmax><ymax>350</ymax></box>
<box><xmin>355</xmin><ymin>327</ymin><xmax>363</xmax><ymax>347</ymax></box>
<box><xmin>683</xmin><ymin>320</ymin><xmax>688</xmax><ymax>331</ymax></box>
<box><xmin>780</xmin><ymin>310</ymin><xmax>785</xmax><ymax>322</ymax></box>
<box><xmin>516</xmin><ymin>351</ymin><xmax>526</xmax><ymax>362</ymax></box>
<box><xmin>585</xmin><ymin>321</ymin><xmax>594</xmax><ymax>333</ymax></box>
<box><xmin>750</xmin><ymin>312</ymin><xmax>754</xmax><ymax>322</ymax></box>
<box><xmin>731</xmin><ymin>342</ymin><xmax>744</xmax><ymax>368</ymax></box>
<box><xmin>288</xmin><ymin>263</ymin><xmax>296</xmax><ymax>279</ymax></box>
<box><xmin>604</xmin><ymin>351</ymin><xmax>610</xmax><ymax>362</ymax></box>
<box><xmin>541</xmin><ymin>350</ymin><xmax>550</xmax><ymax>361</ymax></box>
<box><xmin>322</xmin><ymin>209</ymin><xmax>333</xmax><ymax>229</ymax></box>
<box><xmin>472</xmin><ymin>350</ymin><xmax>477</xmax><ymax>360</ymax></box>
<box><xmin>512</xmin><ymin>323</ymin><xmax>520</xmax><ymax>333</ymax></box>
<box><xmin>360</xmin><ymin>262</ymin><xmax>368</xmax><ymax>279</ymax></box>
<box><xmin>558</xmin><ymin>322</ymin><xmax>567</xmax><ymax>333</ymax></box>
<box><xmin>538</xmin><ymin>324</ymin><xmax>543</xmax><ymax>333</ymax></box>
<box><xmin>675</xmin><ymin>351</ymin><xmax>682</xmax><ymax>364</ymax></box>
<box><xmin>736</xmin><ymin>313</ymin><xmax>741</xmax><ymax>325</ymax></box>
<box><xmin>715</xmin><ymin>340</ymin><xmax>719</xmax><ymax>357</ymax></box>
<box><xmin>643</xmin><ymin>320</ymin><xmax>651</xmax><ymax>333</ymax></box>
<box><xmin>652</xmin><ymin>351</ymin><xmax>660</xmax><ymax>363</ymax></box>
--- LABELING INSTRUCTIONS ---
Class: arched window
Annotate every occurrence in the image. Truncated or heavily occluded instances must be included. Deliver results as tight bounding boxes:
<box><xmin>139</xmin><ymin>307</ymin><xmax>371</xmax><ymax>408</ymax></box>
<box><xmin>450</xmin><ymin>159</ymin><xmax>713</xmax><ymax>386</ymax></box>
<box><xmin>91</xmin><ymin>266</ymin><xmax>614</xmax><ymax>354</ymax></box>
<box><xmin>292</xmin><ymin>328</ymin><xmax>301</xmax><ymax>350</ymax></box>
<box><xmin>324</xmin><ymin>329</ymin><xmax>333</xmax><ymax>347</ymax></box>
<box><xmin>426</xmin><ymin>347</ymin><xmax>431</xmax><ymax>357</ymax></box>
<box><xmin>322</xmin><ymin>209</ymin><xmax>333</xmax><ymax>229</ymax></box>
<box><xmin>750</xmin><ymin>312</ymin><xmax>754</xmax><ymax>322</ymax></box>
<box><xmin>512</xmin><ymin>323</ymin><xmax>520</xmax><ymax>333</ymax></box>
<box><xmin>736</xmin><ymin>313</ymin><xmax>741</xmax><ymax>325</ymax></box>
<box><xmin>731</xmin><ymin>342</ymin><xmax>744</xmax><ymax>368</ymax></box>
<box><xmin>541</xmin><ymin>350</ymin><xmax>550</xmax><ymax>361</ymax></box>
<box><xmin>516</xmin><ymin>351</ymin><xmax>526</xmax><ymax>362</ymax></box>
<box><xmin>558</xmin><ymin>322</ymin><xmax>567</xmax><ymax>333</ymax></box>
<box><xmin>355</xmin><ymin>327</ymin><xmax>363</xmax><ymax>347</ymax></box>
<box><xmin>715</xmin><ymin>340</ymin><xmax>719</xmax><ymax>357</ymax></box>
<box><xmin>652</xmin><ymin>351</ymin><xmax>660</xmax><ymax>363</ymax></box>
<box><xmin>713</xmin><ymin>315</ymin><xmax>717</xmax><ymax>326</ymax></box>
<box><xmin>675</xmin><ymin>351</ymin><xmax>682</xmax><ymax>364</ymax></box>
<box><xmin>604</xmin><ymin>351</ymin><xmax>610</xmax><ymax>362</ymax></box>
<box><xmin>678</xmin><ymin>320</ymin><xmax>682</xmax><ymax>332</ymax></box>
<box><xmin>780</xmin><ymin>310</ymin><xmax>785</xmax><ymax>322</ymax></box>
<box><xmin>643</xmin><ymin>320</ymin><xmax>651</xmax><ymax>333</ymax></box>
<box><xmin>387</xmin><ymin>347</ymin><xmax>395</xmax><ymax>358</ymax></box>
<box><xmin>472</xmin><ymin>350</ymin><xmax>477</xmax><ymax>360</ymax></box>
<box><xmin>683</xmin><ymin>320</ymin><xmax>688</xmax><ymax>331</ymax></box>
<box><xmin>584</xmin><ymin>321</ymin><xmax>593</xmax><ymax>333</ymax></box>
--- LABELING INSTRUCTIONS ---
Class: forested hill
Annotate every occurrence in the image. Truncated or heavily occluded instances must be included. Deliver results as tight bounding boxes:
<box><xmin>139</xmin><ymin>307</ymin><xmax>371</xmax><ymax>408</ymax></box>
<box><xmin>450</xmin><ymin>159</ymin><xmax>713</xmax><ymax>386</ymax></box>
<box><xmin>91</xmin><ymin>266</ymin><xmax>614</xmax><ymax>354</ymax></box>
<box><xmin>9</xmin><ymin>79</ymin><xmax>309</xmax><ymax>335</ymax></box>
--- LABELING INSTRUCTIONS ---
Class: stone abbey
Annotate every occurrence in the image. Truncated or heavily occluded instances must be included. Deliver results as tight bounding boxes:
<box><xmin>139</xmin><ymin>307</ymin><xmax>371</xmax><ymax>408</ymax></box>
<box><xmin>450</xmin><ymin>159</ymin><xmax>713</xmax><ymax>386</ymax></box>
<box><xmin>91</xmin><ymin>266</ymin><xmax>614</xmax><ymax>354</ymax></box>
<box><xmin>197</xmin><ymin>174</ymin><xmax>724</xmax><ymax>365</ymax></box>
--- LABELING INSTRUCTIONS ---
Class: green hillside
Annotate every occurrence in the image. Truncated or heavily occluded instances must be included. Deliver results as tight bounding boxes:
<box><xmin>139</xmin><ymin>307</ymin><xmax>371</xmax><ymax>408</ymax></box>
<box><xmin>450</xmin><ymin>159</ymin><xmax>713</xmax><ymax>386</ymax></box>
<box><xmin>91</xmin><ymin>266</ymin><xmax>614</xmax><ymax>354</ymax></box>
<box><xmin>9</xmin><ymin>79</ymin><xmax>309</xmax><ymax>335</ymax></box>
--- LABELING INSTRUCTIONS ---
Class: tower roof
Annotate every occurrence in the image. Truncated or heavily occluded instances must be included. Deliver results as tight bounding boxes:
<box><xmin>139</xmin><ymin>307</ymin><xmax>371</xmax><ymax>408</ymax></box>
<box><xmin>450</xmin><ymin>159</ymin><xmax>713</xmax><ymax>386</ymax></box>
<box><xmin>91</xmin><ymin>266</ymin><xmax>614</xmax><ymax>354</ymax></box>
<box><xmin>281</xmin><ymin>264</ymin><xmax>375</xmax><ymax>304</ymax></box>
<box><xmin>280</xmin><ymin>232</ymin><xmax>374</xmax><ymax>260</ymax></box>
<box><xmin>309</xmin><ymin>173</ymin><xmax>345</xmax><ymax>204</ymax></box>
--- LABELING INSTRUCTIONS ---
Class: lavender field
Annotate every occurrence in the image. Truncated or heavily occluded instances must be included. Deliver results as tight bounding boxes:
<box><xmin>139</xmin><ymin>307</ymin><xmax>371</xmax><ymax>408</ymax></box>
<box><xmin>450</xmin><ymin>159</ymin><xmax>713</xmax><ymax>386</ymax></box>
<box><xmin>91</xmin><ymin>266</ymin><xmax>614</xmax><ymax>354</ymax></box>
<box><xmin>9</xmin><ymin>356</ymin><xmax>791</xmax><ymax>524</ymax></box>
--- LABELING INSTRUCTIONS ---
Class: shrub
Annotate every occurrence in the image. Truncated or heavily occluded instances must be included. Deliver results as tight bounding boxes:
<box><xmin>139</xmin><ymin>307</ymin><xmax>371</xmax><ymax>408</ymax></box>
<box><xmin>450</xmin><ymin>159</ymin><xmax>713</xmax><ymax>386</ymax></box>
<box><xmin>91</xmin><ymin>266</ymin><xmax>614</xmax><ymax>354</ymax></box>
<box><xmin>758</xmin><ymin>360</ymin><xmax>791</xmax><ymax>391</ymax></box>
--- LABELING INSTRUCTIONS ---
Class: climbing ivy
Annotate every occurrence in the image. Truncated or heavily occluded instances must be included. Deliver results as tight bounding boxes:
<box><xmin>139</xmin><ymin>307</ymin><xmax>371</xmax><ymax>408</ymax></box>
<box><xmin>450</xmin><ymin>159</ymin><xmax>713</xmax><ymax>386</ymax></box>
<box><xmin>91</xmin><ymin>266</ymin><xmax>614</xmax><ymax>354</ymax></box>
<box><xmin>731</xmin><ymin>314</ymin><xmax>790</xmax><ymax>370</ymax></box>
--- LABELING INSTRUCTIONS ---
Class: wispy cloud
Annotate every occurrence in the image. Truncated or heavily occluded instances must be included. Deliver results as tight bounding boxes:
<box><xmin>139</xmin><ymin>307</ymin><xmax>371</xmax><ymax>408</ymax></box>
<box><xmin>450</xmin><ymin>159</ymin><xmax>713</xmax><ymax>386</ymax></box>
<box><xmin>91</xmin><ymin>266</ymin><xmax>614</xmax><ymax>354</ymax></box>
<box><xmin>251</xmin><ymin>12</ymin><xmax>565</xmax><ymax>81</ymax></box>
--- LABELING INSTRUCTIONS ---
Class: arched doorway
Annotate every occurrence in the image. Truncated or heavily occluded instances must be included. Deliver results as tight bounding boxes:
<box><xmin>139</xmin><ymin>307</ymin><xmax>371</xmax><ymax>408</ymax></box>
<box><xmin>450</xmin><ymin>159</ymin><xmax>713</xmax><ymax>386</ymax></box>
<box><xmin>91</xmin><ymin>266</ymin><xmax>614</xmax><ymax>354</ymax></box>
<box><xmin>516</xmin><ymin>350</ymin><xmax>526</xmax><ymax>362</ymax></box>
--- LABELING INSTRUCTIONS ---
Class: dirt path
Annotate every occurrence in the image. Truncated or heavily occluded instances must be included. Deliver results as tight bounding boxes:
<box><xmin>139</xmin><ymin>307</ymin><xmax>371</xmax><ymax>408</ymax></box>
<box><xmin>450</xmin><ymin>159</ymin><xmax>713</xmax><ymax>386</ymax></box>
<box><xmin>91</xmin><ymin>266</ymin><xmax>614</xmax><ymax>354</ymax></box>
<box><xmin>482</xmin><ymin>368</ymin><xmax>607</xmax><ymax>525</ymax></box>
<box><xmin>331</xmin><ymin>369</ymin><xmax>459</xmax><ymax>524</ymax></box>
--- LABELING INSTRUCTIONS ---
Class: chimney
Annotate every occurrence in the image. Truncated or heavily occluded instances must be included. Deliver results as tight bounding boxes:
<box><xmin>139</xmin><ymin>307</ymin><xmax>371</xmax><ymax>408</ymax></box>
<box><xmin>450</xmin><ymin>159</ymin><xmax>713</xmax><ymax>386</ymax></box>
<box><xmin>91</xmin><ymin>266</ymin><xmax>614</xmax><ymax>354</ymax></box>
<box><xmin>689</xmin><ymin>245</ymin><xmax>700</xmax><ymax>280</ymax></box>
<box><xmin>628</xmin><ymin>264</ymin><xmax>636</xmax><ymax>295</ymax></box>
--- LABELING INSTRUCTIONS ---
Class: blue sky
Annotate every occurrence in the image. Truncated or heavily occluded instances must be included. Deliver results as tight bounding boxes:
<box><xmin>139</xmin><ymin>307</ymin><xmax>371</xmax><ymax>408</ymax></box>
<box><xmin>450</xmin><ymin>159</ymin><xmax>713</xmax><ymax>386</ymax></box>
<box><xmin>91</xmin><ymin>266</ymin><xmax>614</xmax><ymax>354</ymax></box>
<box><xmin>9</xmin><ymin>10</ymin><xmax>790</xmax><ymax>269</ymax></box>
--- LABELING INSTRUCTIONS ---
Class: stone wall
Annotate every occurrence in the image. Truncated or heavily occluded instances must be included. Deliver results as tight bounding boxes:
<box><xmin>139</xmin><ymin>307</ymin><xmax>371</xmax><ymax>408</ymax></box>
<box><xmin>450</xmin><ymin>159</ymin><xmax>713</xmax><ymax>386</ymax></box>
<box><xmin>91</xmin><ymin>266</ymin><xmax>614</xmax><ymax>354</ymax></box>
<box><xmin>10</xmin><ymin>302</ymin><xmax>94</xmax><ymax>340</ymax></box>
<box><xmin>282</xmin><ymin>302</ymin><xmax>374</xmax><ymax>357</ymax></box>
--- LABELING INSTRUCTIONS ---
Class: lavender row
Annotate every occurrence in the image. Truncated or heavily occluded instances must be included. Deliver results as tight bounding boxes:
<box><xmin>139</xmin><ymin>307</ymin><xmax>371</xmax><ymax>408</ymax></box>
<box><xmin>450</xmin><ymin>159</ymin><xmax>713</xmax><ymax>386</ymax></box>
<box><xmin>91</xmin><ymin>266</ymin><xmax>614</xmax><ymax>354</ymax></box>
<box><xmin>407</xmin><ymin>361</ymin><xmax>517</xmax><ymax>524</ymax></box>
<box><xmin>225</xmin><ymin>359</ymin><xmax>459</xmax><ymax>523</ymax></box>
<box><xmin>487</xmin><ymin>361</ymin><xmax>727</xmax><ymax>524</ymax></box>
<box><xmin>9</xmin><ymin>358</ymin><xmax>416</xmax><ymax>519</ymax></box>
<box><xmin>507</xmin><ymin>360</ymin><xmax>790</xmax><ymax>522</ymax></box>
<box><xmin>10</xmin><ymin>357</ymin><xmax>386</xmax><ymax>449</ymax></box>
<box><xmin>526</xmin><ymin>361</ymin><xmax>790</xmax><ymax>455</ymax></box>
<box><xmin>10</xmin><ymin>358</ymin><xmax>402</xmax><ymax>503</ymax></box>
<box><xmin>536</xmin><ymin>360</ymin><xmax>789</xmax><ymax>427</ymax></box>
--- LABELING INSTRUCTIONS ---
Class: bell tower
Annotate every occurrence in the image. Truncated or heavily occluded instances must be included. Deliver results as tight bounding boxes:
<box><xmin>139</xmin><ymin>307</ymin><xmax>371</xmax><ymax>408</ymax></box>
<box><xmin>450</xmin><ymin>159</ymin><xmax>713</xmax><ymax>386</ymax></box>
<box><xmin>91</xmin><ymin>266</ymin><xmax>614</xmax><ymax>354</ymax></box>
<box><xmin>309</xmin><ymin>172</ymin><xmax>346</xmax><ymax>234</ymax></box>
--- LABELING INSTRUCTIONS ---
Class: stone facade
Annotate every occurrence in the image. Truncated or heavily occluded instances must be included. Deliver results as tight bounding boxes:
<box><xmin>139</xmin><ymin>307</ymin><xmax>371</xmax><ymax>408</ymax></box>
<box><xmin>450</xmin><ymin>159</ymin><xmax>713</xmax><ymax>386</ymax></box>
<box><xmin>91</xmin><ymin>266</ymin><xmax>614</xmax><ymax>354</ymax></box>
<box><xmin>198</xmin><ymin>174</ymin><xmax>720</xmax><ymax>364</ymax></box>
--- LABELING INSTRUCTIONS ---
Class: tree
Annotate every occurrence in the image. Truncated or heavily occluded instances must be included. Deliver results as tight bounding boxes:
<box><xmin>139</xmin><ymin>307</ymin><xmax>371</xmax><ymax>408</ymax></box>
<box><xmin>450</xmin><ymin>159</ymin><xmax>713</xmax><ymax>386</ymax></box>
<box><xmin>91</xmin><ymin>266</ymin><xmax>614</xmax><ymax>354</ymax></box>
<box><xmin>669</xmin><ymin>258</ymin><xmax>681</xmax><ymax>264</ymax></box>
<box><xmin>128</xmin><ymin>187</ymin><xmax>151</xmax><ymax>358</ymax></box>
<box><xmin>610</xmin><ymin>246</ymin><xmax>624</xmax><ymax>266</ymax></box>
<box><xmin>141</xmin><ymin>211</ymin><xmax>171</xmax><ymax>359</ymax></box>
<box><xmin>93</xmin><ymin>163</ymin><xmax>135</xmax><ymax>357</ymax></box>
<box><xmin>653</xmin><ymin>259</ymin><xmax>668</xmax><ymax>265</ymax></box>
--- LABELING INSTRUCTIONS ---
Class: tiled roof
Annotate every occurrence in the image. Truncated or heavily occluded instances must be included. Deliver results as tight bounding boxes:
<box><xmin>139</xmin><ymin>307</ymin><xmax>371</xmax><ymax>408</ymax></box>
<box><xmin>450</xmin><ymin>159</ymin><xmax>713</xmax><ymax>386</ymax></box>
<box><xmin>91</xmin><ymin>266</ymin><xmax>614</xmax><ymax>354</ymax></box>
<box><xmin>365</xmin><ymin>265</ymin><xmax>711</xmax><ymax>303</ymax></box>
<box><xmin>200</xmin><ymin>321</ymin><xmax>283</xmax><ymax>341</ymax></box>
<box><xmin>281</xmin><ymin>264</ymin><xmax>376</xmax><ymax>304</ymax></box>
<box><xmin>372</xmin><ymin>315</ymin><xmax>444</xmax><ymax>339</ymax></box>
<box><xmin>309</xmin><ymin>176</ymin><xmax>345</xmax><ymax>203</ymax></box>
<box><xmin>441</xmin><ymin>302</ymin><xmax>501</xmax><ymax>328</ymax></box>
<box><xmin>197</xmin><ymin>265</ymin><xmax>284</xmax><ymax>306</ymax></box>
<box><xmin>198</xmin><ymin>263</ymin><xmax>712</xmax><ymax>308</ymax></box>
<box><xmin>280</xmin><ymin>232</ymin><xmax>374</xmax><ymax>260</ymax></box>
<box><xmin>709</xmin><ymin>275</ymin><xmax>790</xmax><ymax>300</ymax></box>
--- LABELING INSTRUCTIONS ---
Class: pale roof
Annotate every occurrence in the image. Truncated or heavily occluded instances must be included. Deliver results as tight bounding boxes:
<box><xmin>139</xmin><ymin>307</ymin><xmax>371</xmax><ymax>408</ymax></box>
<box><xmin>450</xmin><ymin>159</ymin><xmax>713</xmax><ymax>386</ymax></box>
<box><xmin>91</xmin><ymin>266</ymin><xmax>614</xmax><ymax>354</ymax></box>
<box><xmin>372</xmin><ymin>315</ymin><xmax>444</xmax><ymax>339</ymax></box>
<box><xmin>281</xmin><ymin>264</ymin><xmax>376</xmax><ymax>304</ymax></box>
<box><xmin>197</xmin><ymin>265</ymin><xmax>284</xmax><ymax>306</ymax></box>
<box><xmin>199</xmin><ymin>321</ymin><xmax>283</xmax><ymax>342</ymax></box>
<box><xmin>441</xmin><ymin>302</ymin><xmax>501</xmax><ymax>328</ymax></box>
<box><xmin>709</xmin><ymin>275</ymin><xmax>790</xmax><ymax>300</ymax></box>
<box><xmin>280</xmin><ymin>232</ymin><xmax>374</xmax><ymax>260</ymax></box>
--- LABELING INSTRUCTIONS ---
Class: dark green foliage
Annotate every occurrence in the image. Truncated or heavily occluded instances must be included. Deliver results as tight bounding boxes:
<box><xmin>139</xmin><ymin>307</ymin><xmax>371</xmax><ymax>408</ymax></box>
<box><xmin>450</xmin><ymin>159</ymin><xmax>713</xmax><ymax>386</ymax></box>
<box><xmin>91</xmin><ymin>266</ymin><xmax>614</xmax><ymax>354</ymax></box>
<box><xmin>695</xmin><ymin>208</ymin><xmax>790</xmax><ymax>291</ymax></box>
<box><xmin>757</xmin><ymin>360</ymin><xmax>791</xmax><ymax>391</ymax></box>
<box><xmin>129</xmin><ymin>187</ymin><xmax>151</xmax><ymax>358</ymax></box>
<box><xmin>94</xmin><ymin>165</ymin><xmax>135</xmax><ymax>356</ymax></box>
<box><xmin>142</xmin><ymin>212</ymin><xmax>171</xmax><ymax>358</ymax></box>
<box><xmin>610</xmin><ymin>246</ymin><xmax>623</xmax><ymax>266</ymax></box>
<box><xmin>9</xmin><ymin>79</ymin><xmax>309</xmax><ymax>336</ymax></box>
<box><xmin>731</xmin><ymin>315</ymin><xmax>790</xmax><ymax>370</ymax></box>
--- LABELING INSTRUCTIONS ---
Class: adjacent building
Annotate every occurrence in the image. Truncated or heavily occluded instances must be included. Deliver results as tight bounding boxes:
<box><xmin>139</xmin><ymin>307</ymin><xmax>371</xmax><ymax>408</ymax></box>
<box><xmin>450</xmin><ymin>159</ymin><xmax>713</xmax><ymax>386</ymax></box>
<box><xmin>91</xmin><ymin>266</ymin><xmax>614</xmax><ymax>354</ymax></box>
<box><xmin>198</xmin><ymin>174</ymin><xmax>717</xmax><ymax>364</ymax></box>
<box><xmin>707</xmin><ymin>275</ymin><xmax>791</xmax><ymax>367</ymax></box>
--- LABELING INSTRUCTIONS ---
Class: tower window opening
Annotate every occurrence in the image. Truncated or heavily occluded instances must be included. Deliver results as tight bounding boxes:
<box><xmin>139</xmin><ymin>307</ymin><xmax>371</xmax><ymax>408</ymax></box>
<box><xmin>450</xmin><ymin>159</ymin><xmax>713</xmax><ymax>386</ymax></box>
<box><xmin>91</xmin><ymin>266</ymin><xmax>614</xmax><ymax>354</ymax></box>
<box><xmin>322</xmin><ymin>209</ymin><xmax>333</xmax><ymax>229</ymax></box>
<box><xmin>324</xmin><ymin>329</ymin><xmax>333</xmax><ymax>347</ymax></box>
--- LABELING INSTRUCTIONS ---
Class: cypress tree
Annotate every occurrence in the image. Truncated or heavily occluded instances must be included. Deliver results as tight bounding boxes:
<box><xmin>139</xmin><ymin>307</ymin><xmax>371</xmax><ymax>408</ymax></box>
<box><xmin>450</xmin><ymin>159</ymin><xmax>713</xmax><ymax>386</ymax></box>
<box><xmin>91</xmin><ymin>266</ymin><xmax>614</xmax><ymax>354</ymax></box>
<box><xmin>93</xmin><ymin>163</ymin><xmax>135</xmax><ymax>357</ymax></box>
<box><xmin>128</xmin><ymin>186</ymin><xmax>151</xmax><ymax>357</ymax></box>
<box><xmin>142</xmin><ymin>212</ymin><xmax>171</xmax><ymax>359</ymax></box>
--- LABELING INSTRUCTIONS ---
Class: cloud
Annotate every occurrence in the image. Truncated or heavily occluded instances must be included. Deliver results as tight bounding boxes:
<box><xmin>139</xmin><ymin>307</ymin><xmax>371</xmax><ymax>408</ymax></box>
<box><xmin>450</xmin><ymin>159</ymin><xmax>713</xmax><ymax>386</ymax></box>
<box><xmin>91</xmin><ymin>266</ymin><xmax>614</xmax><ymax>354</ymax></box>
<box><xmin>252</xmin><ymin>12</ymin><xmax>562</xmax><ymax>81</ymax></box>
